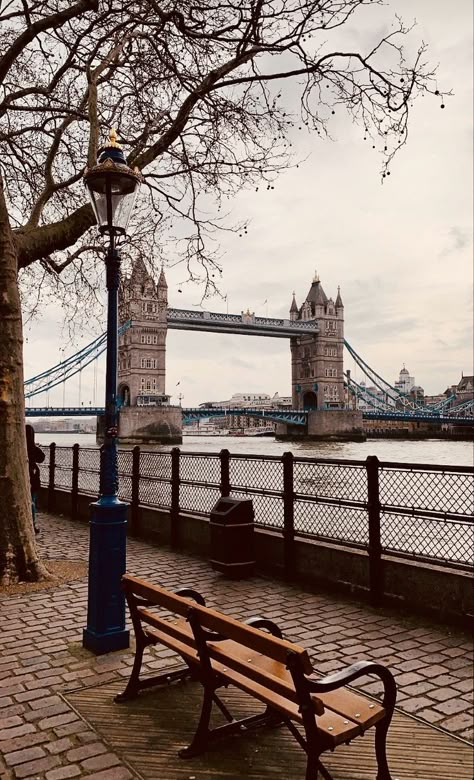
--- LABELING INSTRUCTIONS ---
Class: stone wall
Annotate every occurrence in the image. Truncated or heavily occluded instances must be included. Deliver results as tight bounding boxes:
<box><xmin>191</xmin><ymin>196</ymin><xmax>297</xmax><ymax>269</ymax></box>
<box><xmin>118</xmin><ymin>405</ymin><xmax>182</xmax><ymax>444</ymax></box>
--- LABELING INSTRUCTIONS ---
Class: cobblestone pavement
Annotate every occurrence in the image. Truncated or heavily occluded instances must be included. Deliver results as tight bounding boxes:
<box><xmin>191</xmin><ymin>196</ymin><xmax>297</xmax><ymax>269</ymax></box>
<box><xmin>0</xmin><ymin>512</ymin><xmax>472</xmax><ymax>779</ymax></box>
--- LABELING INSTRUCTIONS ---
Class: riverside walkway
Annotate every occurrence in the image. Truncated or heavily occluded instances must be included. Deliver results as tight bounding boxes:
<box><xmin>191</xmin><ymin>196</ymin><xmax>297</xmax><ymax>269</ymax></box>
<box><xmin>0</xmin><ymin>512</ymin><xmax>472</xmax><ymax>779</ymax></box>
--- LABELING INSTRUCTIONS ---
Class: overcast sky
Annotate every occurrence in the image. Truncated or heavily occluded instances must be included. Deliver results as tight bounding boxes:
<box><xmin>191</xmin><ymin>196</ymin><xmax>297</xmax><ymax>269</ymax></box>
<box><xmin>24</xmin><ymin>0</ymin><xmax>473</xmax><ymax>409</ymax></box>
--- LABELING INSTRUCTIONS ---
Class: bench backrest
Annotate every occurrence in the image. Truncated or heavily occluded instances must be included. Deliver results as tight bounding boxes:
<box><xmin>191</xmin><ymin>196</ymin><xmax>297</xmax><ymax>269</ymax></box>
<box><xmin>122</xmin><ymin>574</ymin><xmax>313</xmax><ymax>674</ymax></box>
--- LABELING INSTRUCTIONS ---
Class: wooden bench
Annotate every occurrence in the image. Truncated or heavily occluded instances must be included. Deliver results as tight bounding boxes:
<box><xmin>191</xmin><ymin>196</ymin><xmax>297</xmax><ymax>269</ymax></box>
<box><xmin>117</xmin><ymin>574</ymin><xmax>397</xmax><ymax>780</ymax></box>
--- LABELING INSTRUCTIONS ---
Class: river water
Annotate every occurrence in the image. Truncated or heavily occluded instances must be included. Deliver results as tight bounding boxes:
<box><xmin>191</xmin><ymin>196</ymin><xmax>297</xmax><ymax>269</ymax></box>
<box><xmin>35</xmin><ymin>432</ymin><xmax>473</xmax><ymax>467</ymax></box>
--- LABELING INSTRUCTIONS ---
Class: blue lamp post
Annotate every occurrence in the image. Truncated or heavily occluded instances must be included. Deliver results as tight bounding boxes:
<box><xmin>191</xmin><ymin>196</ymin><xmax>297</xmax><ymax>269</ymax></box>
<box><xmin>82</xmin><ymin>130</ymin><xmax>143</xmax><ymax>654</ymax></box>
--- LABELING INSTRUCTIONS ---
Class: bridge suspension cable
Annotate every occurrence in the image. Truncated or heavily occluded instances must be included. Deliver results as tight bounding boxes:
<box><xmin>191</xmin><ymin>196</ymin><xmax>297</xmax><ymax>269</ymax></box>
<box><xmin>24</xmin><ymin>320</ymin><xmax>131</xmax><ymax>399</ymax></box>
<box><xmin>344</xmin><ymin>340</ymin><xmax>425</xmax><ymax>412</ymax></box>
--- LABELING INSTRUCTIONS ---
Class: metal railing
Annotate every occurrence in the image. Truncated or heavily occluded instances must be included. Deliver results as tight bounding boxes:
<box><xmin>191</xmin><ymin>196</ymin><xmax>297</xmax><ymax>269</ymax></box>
<box><xmin>41</xmin><ymin>445</ymin><xmax>474</xmax><ymax>595</ymax></box>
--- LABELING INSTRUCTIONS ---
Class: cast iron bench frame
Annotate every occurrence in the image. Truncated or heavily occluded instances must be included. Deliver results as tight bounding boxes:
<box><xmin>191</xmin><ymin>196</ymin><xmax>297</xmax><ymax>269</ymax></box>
<box><xmin>117</xmin><ymin>574</ymin><xmax>397</xmax><ymax>780</ymax></box>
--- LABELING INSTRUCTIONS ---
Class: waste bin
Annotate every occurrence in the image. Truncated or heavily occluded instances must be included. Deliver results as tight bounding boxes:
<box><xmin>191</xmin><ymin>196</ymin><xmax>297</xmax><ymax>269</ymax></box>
<box><xmin>210</xmin><ymin>497</ymin><xmax>255</xmax><ymax>578</ymax></box>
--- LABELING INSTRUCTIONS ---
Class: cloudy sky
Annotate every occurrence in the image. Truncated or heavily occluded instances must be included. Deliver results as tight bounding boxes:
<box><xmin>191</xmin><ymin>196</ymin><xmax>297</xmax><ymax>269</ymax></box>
<box><xmin>24</xmin><ymin>0</ymin><xmax>473</xmax><ymax>409</ymax></box>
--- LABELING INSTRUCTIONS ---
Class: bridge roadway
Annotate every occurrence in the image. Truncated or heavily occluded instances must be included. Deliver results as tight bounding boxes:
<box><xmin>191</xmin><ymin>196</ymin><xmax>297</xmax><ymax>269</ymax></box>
<box><xmin>24</xmin><ymin>406</ymin><xmax>474</xmax><ymax>426</ymax></box>
<box><xmin>167</xmin><ymin>308</ymin><xmax>318</xmax><ymax>337</ymax></box>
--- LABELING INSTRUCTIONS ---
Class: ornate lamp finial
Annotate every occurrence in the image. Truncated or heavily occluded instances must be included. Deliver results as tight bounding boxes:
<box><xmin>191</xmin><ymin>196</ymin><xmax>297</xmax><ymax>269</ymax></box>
<box><xmin>313</xmin><ymin>270</ymin><xmax>319</xmax><ymax>283</ymax></box>
<box><xmin>109</xmin><ymin>128</ymin><xmax>122</xmax><ymax>148</ymax></box>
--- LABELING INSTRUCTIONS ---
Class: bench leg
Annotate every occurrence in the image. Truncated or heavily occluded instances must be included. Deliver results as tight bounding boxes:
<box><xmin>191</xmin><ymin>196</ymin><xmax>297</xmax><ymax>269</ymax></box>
<box><xmin>178</xmin><ymin>685</ymin><xmax>214</xmax><ymax>759</ymax></box>
<box><xmin>375</xmin><ymin>716</ymin><xmax>393</xmax><ymax>780</ymax></box>
<box><xmin>115</xmin><ymin>639</ymin><xmax>148</xmax><ymax>702</ymax></box>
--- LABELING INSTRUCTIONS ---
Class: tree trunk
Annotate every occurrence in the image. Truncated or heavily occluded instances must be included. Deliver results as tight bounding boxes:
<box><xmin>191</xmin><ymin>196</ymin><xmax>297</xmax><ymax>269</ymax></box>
<box><xmin>0</xmin><ymin>173</ymin><xmax>51</xmax><ymax>585</ymax></box>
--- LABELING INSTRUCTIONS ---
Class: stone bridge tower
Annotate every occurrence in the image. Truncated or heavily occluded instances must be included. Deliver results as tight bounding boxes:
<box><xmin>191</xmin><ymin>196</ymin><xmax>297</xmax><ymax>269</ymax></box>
<box><xmin>118</xmin><ymin>259</ymin><xmax>169</xmax><ymax>406</ymax></box>
<box><xmin>290</xmin><ymin>273</ymin><xmax>345</xmax><ymax>411</ymax></box>
<box><xmin>115</xmin><ymin>260</ymin><xmax>181</xmax><ymax>444</ymax></box>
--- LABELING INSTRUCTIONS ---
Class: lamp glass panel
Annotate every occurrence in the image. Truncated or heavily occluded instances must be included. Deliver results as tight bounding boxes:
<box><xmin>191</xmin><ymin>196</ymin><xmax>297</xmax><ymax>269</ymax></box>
<box><xmin>85</xmin><ymin>170</ymin><xmax>140</xmax><ymax>233</ymax></box>
<box><xmin>110</xmin><ymin>188</ymin><xmax>139</xmax><ymax>232</ymax></box>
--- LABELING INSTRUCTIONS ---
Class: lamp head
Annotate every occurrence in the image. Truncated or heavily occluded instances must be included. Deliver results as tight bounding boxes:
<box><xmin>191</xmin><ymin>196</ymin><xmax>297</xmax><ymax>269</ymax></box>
<box><xmin>84</xmin><ymin>129</ymin><xmax>143</xmax><ymax>236</ymax></box>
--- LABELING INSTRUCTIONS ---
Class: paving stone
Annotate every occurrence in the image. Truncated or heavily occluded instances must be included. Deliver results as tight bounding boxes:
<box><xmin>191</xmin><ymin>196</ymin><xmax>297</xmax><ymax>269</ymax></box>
<box><xmin>80</xmin><ymin>752</ymin><xmax>122</xmax><ymax>771</ymax></box>
<box><xmin>12</xmin><ymin>754</ymin><xmax>60</xmax><ymax>778</ymax></box>
<box><xmin>45</xmin><ymin>766</ymin><xmax>81</xmax><ymax>780</ymax></box>
<box><xmin>3</xmin><ymin>746</ymin><xmax>46</xmax><ymax>767</ymax></box>
<box><xmin>427</xmin><ymin>687</ymin><xmax>461</xmax><ymax>702</ymax></box>
<box><xmin>434</xmin><ymin>698</ymin><xmax>472</xmax><ymax>716</ymax></box>
<box><xmin>66</xmin><ymin>741</ymin><xmax>108</xmax><ymax>762</ymax></box>
<box><xmin>440</xmin><ymin>712</ymin><xmax>474</xmax><ymax>733</ymax></box>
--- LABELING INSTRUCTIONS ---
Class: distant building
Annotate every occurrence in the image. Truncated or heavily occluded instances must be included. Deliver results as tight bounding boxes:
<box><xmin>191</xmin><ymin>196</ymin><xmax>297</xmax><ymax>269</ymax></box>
<box><xmin>445</xmin><ymin>374</ymin><xmax>474</xmax><ymax>408</ymax></box>
<box><xmin>195</xmin><ymin>391</ymin><xmax>293</xmax><ymax>433</ymax></box>
<box><xmin>394</xmin><ymin>365</ymin><xmax>415</xmax><ymax>394</ymax></box>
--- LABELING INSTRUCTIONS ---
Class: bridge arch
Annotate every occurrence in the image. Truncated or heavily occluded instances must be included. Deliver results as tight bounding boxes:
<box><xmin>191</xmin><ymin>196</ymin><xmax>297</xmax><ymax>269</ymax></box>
<box><xmin>303</xmin><ymin>391</ymin><xmax>317</xmax><ymax>410</ymax></box>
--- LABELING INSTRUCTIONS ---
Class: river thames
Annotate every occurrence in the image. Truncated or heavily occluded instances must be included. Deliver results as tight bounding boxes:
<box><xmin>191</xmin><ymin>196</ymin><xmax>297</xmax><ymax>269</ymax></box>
<box><xmin>35</xmin><ymin>432</ymin><xmax>473</xmax><ymax>467</ymax></box>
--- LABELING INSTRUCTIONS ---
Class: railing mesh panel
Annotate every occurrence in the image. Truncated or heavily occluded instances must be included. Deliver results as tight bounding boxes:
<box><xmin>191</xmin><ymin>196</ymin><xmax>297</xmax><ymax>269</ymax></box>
<box><xmin>118</xmin><ymin>450</ymin><xmax>133</xmax><ymax>503</ymax></box>
<box><xmin>294</xmin><ymin>501</ymin><xmax>368</xmax><ymax>544</ymax></box>
<box><xmin>54</xmin><ymin>447</ymin><xmax>73</xmax><ymax>490</ymax></box>
<box><xmin>180</xmin><ymin>454</ymin><xmax>221</xmax><ymax>487</ymax></box>
<box><xmin>78</xmin><ymin>448</ymin><xmax>100</xmax><ymax>495</ymax></box>
<box><xmin>139</xmin><ymin>451</ymin><xmax>172</xmax><ymax>508</ymax></box>
<box><xmin>39</xmin><ymin>447</ymin><xmax>50</xmax><ymax>486</ymax></box>
<box><xmin>294</xmin><ymin>461</ymin><xmax>367</xmax><ymax>503</ymax></box>
<box><xmin>381</xmin><ymin>511</ymin><xmax>474</xmax><ymax>566</ymax></box>
<box><xmin>230</xmin><ymin>490</ymin><xmax>283</xmax><ymax>529</ymax></box>
<box><xmin>230</xmin><ymin>457</ymin><xmax>283</xmax><ymax>492</ymax></box>
<box><xmin>180</xmin><ymin>484</ymin><xmax>221</xmax><ymax>516</ymax></box>
<box><xmin>379</xmin><ymin>466</ymin><xmax>474</xmax><ymax>515</ymax></box>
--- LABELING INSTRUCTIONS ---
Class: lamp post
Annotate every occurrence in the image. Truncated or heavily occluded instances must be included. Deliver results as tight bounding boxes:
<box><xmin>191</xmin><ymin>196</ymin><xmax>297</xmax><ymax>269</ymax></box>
<box><xmin>82</xmin><ymin>129</ymin><xmax>143</xmax><ymax>654</ymax></box>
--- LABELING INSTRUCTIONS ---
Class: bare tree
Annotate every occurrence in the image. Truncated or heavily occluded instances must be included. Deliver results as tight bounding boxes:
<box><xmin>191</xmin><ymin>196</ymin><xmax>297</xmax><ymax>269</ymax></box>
<box><xmin>0</xmin><ymin>0</ymin><xmax>443</xmax><ymax>584</ymax></box>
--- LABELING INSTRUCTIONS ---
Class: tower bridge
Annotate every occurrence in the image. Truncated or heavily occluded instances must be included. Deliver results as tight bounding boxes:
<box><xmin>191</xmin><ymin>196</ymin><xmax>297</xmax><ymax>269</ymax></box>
<box><xmin>24</xmin><ymin>263</ymin><xmax>474</xmax><ymax>441</ymax></box>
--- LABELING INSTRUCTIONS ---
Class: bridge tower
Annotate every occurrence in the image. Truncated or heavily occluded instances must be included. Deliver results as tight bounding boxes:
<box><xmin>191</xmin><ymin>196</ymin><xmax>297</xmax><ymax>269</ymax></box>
<box><xmin>118</xmin><ymin>259</ymin><xmax>169</xmax><ymax>406</ymax></box>
<box><xmin>115</xmin><ymin>260</ymin><xmax>182</xmax><ymax>443</ymax></box>
<box><xmin>290</xmin><ymin>274</ymin><xmax>345</xmax><ymax>411</ymax></box>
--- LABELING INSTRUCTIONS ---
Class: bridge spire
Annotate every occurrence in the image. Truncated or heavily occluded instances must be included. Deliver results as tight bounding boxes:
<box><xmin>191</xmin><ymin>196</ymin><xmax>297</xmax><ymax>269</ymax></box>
<box><xmin>290</xmin><ymin>292</ymin><xmax>298</xmax><ymax>321</ymax></box>
<box><xmin>335</xmin><ymin>285</ymin><xmax>343</xmax><ymax>309</ymax></box>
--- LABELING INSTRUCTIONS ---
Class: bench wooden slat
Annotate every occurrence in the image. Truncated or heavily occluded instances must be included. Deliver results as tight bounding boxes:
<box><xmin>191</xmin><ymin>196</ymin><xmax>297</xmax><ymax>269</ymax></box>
<box><xmin>139</xmin><ymin>609</ymin><xmax>196</xmax><ymax>651</ymax></box>
<box><xmin>207</xmin><ymin>640</ymin><xmax>324</xmax><ymax>716</ymax></box>
<box><xmin>143</xmin><ymin>626</ymin><xmax>199</xmax><ymax>666</ymax></box>
<box><xmin>123</xmin><ymin>575</ymin><xmax>197</xmax><ymax>617</ymax></box>
<box><xmin>317</xmin><ymin>687</ymin><xmax>385</xmax><ymax>731</ymax></box>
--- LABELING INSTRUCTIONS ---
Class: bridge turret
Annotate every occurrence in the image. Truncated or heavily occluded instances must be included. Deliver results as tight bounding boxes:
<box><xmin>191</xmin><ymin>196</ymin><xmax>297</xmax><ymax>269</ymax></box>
<box><xmin>157</xmin><ymin>267</ymin><xmax>168</xmax><ymax>304</ymax></box>
<box><xmin>289</xmin><ymin>292</ymin><xmax>298</xmax><ymax>321</ymax></box>
<box><xmin>335</xmin><ymin>285</ymin><xmax>344</xmax><ymax>313</ymax></box>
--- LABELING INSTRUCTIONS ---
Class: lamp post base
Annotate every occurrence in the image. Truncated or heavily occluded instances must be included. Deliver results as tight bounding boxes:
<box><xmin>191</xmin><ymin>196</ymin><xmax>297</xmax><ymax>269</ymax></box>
<box><xmin>83</xmin><ymin>495</ymin><xmax>130</xmax><ymax>655</ymax></box>
<box><xmin>82</xmin><ymin>626</ymin><xmax>130</xmax><ymax>655</ymax></box>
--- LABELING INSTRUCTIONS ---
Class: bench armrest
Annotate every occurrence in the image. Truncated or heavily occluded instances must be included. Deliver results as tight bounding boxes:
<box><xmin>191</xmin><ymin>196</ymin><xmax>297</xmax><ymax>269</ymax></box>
<box><xmin>308</xmin><ymin>661</ymin><xmax>397</xmax><ymax>711</ymax></box>
<box><xmin>244</xmin><ymin>617</ymin><xmax>283</xmax><ymax>638</ymax></box>
<box><xmin>175</xmin><ymin>588</ymin><xmax>206</xmax><ymax>606</ymax></box>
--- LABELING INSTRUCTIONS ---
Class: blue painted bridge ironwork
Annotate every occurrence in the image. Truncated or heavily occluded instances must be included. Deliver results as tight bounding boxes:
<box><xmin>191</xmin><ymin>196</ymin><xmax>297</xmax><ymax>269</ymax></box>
<box><xmin>25</xmin><ymin>405</ymin><xmax>474</xmax><ymax>426</ymax></box>
<box><xmin>182</xmin><ymin>407</ymin><xmax>308</xmax><ymax>426</ymax></box>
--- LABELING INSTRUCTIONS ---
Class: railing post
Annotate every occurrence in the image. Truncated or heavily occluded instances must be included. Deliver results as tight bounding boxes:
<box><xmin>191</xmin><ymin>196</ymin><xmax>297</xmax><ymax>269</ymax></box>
<box><xmin>71</xmin><ymin>443</ymin><xmax>79</xmax><ymax>521</ymax></box>
<box><xmin>282</xmin><ymin>451</ymin><xmax>295</xmax><ymax>577</ymax></box>
<box><xmin>366</xmin><ymin>455</ymin><xmax>383</xmax><ymax>606</ymax></box>
<box><xmin>130</xmin><ymin>446</ymin><xmax>141</xmax><ymax>537</ymax></box>
<box><xmin>170</xmin><ymin>447</ymin><xmax>180</xmax><ymax>547</ymax></box>
<box><xmin>48</xmin><ymin>442</ymin><xmax>56</xmax><ymax>512</ymax></box>
<box><xmin>220</xmin><ymin>449</ymin><xmax>230</xmax><ymax>497</ymax></box>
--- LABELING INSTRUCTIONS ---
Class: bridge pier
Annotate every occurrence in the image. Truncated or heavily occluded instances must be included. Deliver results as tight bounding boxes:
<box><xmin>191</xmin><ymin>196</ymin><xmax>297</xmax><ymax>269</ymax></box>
<box><xmin>276</xmin><ymin>409</ymin><xmax>365</xmax><ymax>441</ymax></box>
<box><xmin>98</xmin><ymin>406</ymin><xmax>182</xmax><ymax>445</ymax></box>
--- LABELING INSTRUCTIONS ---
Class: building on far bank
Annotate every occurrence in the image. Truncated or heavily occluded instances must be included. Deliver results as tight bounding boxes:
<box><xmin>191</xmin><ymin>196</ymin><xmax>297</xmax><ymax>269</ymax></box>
<box><xmin>189</xmin><ymin>391</ymin><xmax>293</xmax><ymax>433</ymax></box>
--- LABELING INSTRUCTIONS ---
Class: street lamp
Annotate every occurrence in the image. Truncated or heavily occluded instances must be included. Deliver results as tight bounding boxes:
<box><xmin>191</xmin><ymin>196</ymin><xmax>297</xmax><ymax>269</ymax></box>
<box><xmin>82</xmin><ymin>129</ymin><xmax>143</xmax><ymax>654</ymax></box>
